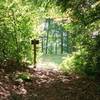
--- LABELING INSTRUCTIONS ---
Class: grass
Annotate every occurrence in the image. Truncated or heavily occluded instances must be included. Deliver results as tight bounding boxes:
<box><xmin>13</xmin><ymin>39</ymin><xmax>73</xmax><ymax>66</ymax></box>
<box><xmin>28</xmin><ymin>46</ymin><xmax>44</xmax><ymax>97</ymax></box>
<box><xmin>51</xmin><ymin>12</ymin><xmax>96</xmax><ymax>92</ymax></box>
<box><xmin>37</xmin><ymin>54</ymin><xmax>67</xmax><ymax>70</ymax></box>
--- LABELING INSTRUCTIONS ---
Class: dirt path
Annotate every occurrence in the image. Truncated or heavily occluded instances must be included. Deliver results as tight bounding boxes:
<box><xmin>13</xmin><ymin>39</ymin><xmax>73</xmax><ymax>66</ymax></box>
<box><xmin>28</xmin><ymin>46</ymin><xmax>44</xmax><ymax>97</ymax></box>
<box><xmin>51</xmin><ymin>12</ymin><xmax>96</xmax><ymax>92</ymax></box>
<box><xmin>37</xmin><ymin>61</ymin><xmax>59</xmax><ymax>70</ymax></box>
<box><xmin>0</xmin><ymin>67</ymin><xmax>100</xmax><ymax>100</ymax></box>
<box><xmin>35</xmin><ymin>55</ymin><xmax>65</xmax><ymax>70</ymax></box>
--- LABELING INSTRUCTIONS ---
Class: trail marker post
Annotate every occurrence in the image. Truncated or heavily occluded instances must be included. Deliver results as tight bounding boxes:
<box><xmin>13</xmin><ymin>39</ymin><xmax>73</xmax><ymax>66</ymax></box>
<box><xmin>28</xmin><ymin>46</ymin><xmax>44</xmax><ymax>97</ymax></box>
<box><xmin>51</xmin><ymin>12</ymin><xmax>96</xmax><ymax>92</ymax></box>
<box><xmin>31</xmin><ymin>39</ymin><xmax>39</xmax><ymax>68</ymax></box>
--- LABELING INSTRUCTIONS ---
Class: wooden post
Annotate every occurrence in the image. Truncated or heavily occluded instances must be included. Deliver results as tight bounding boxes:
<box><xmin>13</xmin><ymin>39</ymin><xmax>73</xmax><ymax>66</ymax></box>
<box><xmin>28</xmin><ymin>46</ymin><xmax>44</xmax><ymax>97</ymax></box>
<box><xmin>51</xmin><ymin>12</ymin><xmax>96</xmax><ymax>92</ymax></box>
<box><xmin>31</xmin><ymin>39</ymin><xmax>39</xmax><ymax>68</ymax></box>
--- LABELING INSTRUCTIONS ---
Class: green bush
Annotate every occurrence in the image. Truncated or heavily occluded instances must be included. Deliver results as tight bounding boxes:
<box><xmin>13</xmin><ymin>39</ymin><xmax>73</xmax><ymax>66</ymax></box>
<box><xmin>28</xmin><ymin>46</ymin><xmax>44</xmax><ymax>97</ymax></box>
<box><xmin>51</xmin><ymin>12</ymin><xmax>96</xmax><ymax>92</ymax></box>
<box><xmin>61</xmin><ymin>34</ymin><xmax>100</xmax><ymax>78</ymax></box>
<box><xmin>60</xmin><ymin>49</ymin><xmax>87</xmax><ymax>75</ymax></box>
<box><xmin>0</xmin><ymin>0</ymin><xmax>34</xmax><ymax>65</ymax></box>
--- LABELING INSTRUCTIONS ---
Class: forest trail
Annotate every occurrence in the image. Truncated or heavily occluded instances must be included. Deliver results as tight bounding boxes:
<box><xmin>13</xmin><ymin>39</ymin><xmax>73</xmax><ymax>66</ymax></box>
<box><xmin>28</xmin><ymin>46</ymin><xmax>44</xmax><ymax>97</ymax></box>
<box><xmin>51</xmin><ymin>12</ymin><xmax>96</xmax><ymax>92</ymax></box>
<box><xmin>34</xmin><ymin>54</ymin><xmax>66</xmax><ymax>71</ymax></box>
<box><xmin>36</xmin><ymin>60</ymin><xmax>59</xmax><ymax>71</ymax></box>
<box><xmin>0</xmin><ymin>65</ymin><xmax>100</xmax><ymax>100</ymax></box>
<box><xmin>28</xmin><ymin>59</ymin><xmax>59</xmax><ymax>71</ymax></box>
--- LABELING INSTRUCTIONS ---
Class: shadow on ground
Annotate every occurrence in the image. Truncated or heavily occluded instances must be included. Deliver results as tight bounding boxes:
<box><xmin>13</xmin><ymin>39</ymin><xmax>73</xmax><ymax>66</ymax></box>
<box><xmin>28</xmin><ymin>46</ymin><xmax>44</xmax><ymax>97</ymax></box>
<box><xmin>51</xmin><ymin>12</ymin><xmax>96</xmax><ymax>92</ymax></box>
<box><xmin>0</xmin><ymin>67</ymin><xmax>100</xmax><ymax>100</ymax></box>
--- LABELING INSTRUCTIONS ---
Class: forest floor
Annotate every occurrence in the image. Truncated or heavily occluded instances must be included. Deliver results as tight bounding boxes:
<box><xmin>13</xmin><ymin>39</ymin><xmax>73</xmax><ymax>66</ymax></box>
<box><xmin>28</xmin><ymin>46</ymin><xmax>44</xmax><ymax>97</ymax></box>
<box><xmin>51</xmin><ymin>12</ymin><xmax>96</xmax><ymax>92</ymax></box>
<box><xmin>36</xmin><ymin>54</ymin><xmax>67</xmax><ymax>70</ymax></box>
<box><xmin>0</xmin><ymin>64</ymin><xmax>100</xmax><ymax>100</ymax></box>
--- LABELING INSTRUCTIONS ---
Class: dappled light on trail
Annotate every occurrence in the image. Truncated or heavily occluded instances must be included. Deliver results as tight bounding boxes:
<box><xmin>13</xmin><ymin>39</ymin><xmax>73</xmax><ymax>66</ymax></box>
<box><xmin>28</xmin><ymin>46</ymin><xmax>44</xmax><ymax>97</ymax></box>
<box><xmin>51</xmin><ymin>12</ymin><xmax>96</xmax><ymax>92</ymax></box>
<box><xmin>37</xmin><ymin>61</ymin><xmax>59</xmax><ymax>71</ymax></box>
<box><xmin>0</xmin><ymin>65</ymin><xmax>100</xmax><ymax>100</ymax></box>
<box><xmin>35</xmin><ymin>54</ymin><xmax>67</xmax><ymax>71</ymax></box>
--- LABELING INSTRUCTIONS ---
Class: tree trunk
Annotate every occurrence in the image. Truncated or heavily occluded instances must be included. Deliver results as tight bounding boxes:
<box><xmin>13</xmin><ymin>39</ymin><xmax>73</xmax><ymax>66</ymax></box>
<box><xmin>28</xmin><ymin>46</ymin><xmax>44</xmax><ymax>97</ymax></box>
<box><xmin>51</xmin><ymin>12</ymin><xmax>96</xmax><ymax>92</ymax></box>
<box><xmin>61</xmin><ymin>32</ymin><xmax>63</xmax><ymax>54</ymax></box>
<box><xmin>46</xmin><ymin>32</ymin><xmax>49</xmax><ymax>54</ymax></box>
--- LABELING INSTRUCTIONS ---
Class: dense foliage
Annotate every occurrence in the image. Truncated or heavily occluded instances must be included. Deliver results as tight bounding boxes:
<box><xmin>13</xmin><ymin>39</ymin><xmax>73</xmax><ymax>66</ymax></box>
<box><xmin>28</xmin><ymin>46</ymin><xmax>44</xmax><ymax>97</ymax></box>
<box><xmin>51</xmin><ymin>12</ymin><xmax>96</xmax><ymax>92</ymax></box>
<box><xmin>0</xmin><ymin>0</ymin><xmax>100</xmax><ymax>77</ymax></box>
<box><xmin>58</xmin><ymin>0</ymin><xmax>100</xmax><ymax>77</ymax></box>
<box><xmin>0</xmin><ymin>0</ymin><xmax>48</xmax><ymax>65</ymax></box>
<box><xmin>0</xmin><ymin>1</ymin><xmax>33</xmax><ymax>65</ymax></box>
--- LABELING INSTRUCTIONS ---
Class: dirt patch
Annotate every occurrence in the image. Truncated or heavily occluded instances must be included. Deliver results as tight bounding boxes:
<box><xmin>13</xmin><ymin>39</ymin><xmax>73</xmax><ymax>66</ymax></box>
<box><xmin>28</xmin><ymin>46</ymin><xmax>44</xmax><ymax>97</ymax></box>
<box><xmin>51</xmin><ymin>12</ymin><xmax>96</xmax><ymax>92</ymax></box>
<box><xmin>0</xmin><ymin>67</ymin><xmax>100</xmax><ymax>100</ymax></box>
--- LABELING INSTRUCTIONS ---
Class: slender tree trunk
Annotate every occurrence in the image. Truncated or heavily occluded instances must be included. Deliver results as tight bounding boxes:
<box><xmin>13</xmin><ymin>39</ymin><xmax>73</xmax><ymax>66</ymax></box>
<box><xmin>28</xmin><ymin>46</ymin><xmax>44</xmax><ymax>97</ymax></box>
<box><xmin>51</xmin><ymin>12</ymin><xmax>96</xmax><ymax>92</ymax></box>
<box><xmin>41</xmin><ymin>37</ymin><xmax>44</xmax><ymax>52</ymax></box>
<box><xmin>61</xmin><ymin>32</ymin><xmax>63</xmax><ymax>54</ymax></box>
<box><xmin>67</xmin><ymin>32</ymin><xmax>69</xmax><ymax>53</ymax></box>
<box><xmin>46</xmin><ymin>32</ymin><xmax>49</xmax><ymax>54</ymax></box>
<box><xmin>55</xmin><ymin>33</ymin><xmax>57</xmax><ymax>54</ymax></box>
